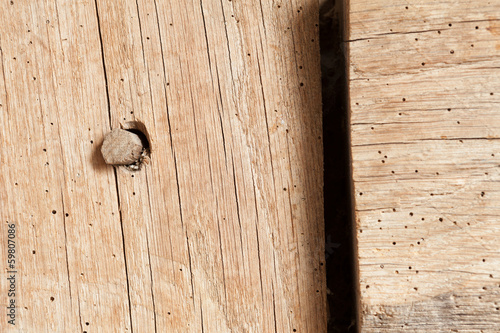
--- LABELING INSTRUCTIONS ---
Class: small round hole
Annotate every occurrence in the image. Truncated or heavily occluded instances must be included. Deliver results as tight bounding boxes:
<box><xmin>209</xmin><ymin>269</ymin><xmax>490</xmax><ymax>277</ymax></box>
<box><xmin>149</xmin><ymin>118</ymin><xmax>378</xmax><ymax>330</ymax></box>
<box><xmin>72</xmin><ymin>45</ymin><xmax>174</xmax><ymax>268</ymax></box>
<box><xmin>102</xmin><ymin>121</ymin><xmax>152</xmax><ymax>171</ymax></box>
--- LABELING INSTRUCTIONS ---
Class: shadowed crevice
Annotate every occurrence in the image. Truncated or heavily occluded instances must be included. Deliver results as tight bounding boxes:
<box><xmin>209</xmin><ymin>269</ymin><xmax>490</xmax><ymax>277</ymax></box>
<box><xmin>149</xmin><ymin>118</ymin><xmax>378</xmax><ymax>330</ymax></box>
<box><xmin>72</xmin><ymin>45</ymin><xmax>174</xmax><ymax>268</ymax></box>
<box><xmin>320</xmin><ymin>0</ymin><xmax>358</xmax><ymax>332</ymax></box>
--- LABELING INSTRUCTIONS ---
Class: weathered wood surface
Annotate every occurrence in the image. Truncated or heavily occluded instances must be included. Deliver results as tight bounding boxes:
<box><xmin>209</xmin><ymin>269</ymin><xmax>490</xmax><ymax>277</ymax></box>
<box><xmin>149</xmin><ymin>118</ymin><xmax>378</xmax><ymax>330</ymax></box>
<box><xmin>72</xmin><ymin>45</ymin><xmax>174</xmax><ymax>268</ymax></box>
<box><xmin>0</xmin><ymin>0</ymin><xmax>325</xmax><ymax>331</ymax></box>
<box><xmin>346</xmin><ymin>0</ymin><xmax>500</xmax><ymax>331</ymax></box>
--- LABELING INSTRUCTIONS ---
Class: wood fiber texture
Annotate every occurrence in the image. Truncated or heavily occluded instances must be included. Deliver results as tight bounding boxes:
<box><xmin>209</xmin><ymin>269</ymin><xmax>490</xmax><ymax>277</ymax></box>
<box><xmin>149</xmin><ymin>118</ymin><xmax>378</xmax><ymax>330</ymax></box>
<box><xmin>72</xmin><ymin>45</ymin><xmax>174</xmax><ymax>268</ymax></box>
<box><xmin>0</xmin><ymin>0</ymin><xmax>325</xmax><ymax>331</ymax></box>
<box><xmin>346</xmin><ymin>0</ymin><xmax>500</xmax><ymax>331</ymax></box>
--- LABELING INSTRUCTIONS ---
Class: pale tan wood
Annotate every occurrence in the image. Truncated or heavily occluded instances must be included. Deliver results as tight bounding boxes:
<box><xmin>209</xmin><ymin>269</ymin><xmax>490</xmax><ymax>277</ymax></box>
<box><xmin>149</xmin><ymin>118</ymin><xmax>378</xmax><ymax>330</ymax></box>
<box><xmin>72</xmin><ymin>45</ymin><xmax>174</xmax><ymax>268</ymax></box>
<box><xmin>0</xmin><ymin>1</ymin><xmax>132</xmax><ymax>331</ymax></box>
<box><xmin>346</xmin><ymin>0</ymin><xmax>500</xmax><ymax>331</ymax></box>
<box><xmin>0</xmin><ymin>0</ymin><xmax>325</xmax><ymax>331</ymax></box>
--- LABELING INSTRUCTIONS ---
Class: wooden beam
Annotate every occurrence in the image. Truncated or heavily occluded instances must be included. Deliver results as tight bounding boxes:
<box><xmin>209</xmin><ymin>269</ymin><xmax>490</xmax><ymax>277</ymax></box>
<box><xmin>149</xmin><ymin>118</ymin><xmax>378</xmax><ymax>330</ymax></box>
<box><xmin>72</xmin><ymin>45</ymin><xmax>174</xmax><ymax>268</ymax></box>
<box><xmin>346</xmin><ymin>0</ymin><xmax>500</xmax><ymax>331</ymax></box>
<box><xmin>0</xmin><ymin>0</ymin><xmax>325</xmax><ymax>331</ymax></box>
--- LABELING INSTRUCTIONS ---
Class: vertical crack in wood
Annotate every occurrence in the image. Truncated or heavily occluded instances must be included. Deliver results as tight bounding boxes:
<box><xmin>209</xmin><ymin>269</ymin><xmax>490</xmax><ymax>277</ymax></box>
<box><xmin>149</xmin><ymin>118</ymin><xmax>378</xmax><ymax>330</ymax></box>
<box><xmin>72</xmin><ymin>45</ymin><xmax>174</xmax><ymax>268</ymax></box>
<box><xmin>53</xmin><ymin>0</ymin><xmax>65</xmax><ymax>60</ymax></box>
<box><xmin>217</xmin><ymin>0</ymin><xmax>235</xmax><ymax>85</ymax></box>
<box><xmin>172</xmin><ymin>152</ymin><xmax>184</xmax><ymax>227</ymax></box>
<box><xmin>284</xmin><ymin>131</ymin><xmax>296</xmax><ymax>239</ymax></box>
<box><xmin>251</xmin><ymin>172</ymin><xmax>265</xmax><ymax>304</ymax></box>
<box><xmin>152</xmin><ymin>0</ymin><xmax>175</xmax><ymax>156</ymax></box>
<box><xmin>0</xmin><ymin>38</ymin><xmax>10</xmax><ymax>116</ymax></box>
<box><xmin>206</xmin><ymin>129</ymin><xmax>229</xmax><ymax>311</ymax></box>
<box><xmin>271</xmin><ymin>281</ymin><xmax>278</xmax><ymax>333</ymax></box>
<box><xmin>255</xmin><ymin>223</ymin><xmax>265</xmax><ymax>304</ymax></box>
<box><xmin>257</xmin><ymin>0</ymin><xmax>267</xmax><ymax>37</ymax></box>
<box><xmin>205</xmin><ymin>131</ymin><xmax>215</xmax><ymax>193</ymax></box>
<box><xmin>180</xmin><ymin>63</ymin><xmax>200</xmax><ymax>149</ymax></box>
<box><xmin>54</xmin><ymin>104</ymin><xmax>75</xmax><ymax>324</ymax></box>
<box><xmin>77</xmin><ymin>293</ymin><xmax>84</xmax><ymax>333</ymax></box>
<box><xmin>200</xmin><ymin>298</ymin><xmax>205</xmax><ymax>333</ymax></box>
<box><xmin>289</xmin><ymin>29</ymin><xmax>300</xmax><ymax>79</ymax></box>
<box><xmin>186</xmin><ymin>232</ymin><xmax>197</xmax><ymax>309</ymax></box>
<box><xmin>133</xmin><ymin>3</ymin><xmax>158</xmax><ymax>328</ymax></box>
<box><xmin>231</xmin><ymin>154</ymin><xmax>245</xmax><ymax>260</ymax></box>
<box><xmin>256</xmin><ymin>54</ymin><xmax>276</xmax><ymax>189</ymax></box>
<box><xmin>59</xmin><ymin>189</ymin><xmax>73</xmax><ymax>310</ymax></box>
<box><xmin>94</xmin><ymin>1</ymin><xmax>133</xmax><ymax>331</ymax></box>
<box><xmin>199</xmin><ymin>0</ymin><xmax>213</xmax><ymax>75</ymax></box>
<box><xmin>216</xmin><ymin>206</ymin><xmax>229</xmax><ymax>308</ymax></box>
<box><xmin>144</xmin><ymin>172</ymin><xmax>158</xmax><ymax>333</ymax></box>
<box><xmin>93</xmin><ymin>0</ymin><xmax>112</xmax><ymax>128</ymax></box>
<box><xmin>145</xmin><ymin>232</ymin><xmax>158</xmax><ymax>333</ymax></box>
<box><xmin>213</xmin><ymin>61</ymin><xmax>228</xmax><ymax>166</ymax></box>
<box><xmin>113</xmin><ymin>167</ymin><xmax>134</xmax><ymax>333</ymax></box>
<box><xmin>134</xmin><ymin>0</ymin><xmax>146</xmax><ymax>64</ymax></box>
<box><xmin>191</xmin><ymin>101</ymin><xmax>200</xmax><ymax>149</ymax></box>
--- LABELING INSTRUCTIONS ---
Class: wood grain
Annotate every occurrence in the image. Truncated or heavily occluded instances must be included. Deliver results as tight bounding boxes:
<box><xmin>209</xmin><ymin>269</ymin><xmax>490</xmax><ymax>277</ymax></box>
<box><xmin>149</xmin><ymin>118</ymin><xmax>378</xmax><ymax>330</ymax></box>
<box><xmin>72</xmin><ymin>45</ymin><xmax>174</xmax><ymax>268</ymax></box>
<box><xmin>0</xmin><ymin>0</ymin><xmax>325</xmax><ymax>331</ymax></box>
<box><xmin>346</xmin><ymin>0</ymin><xmax>500</xmax><ymax>331</ymax></box>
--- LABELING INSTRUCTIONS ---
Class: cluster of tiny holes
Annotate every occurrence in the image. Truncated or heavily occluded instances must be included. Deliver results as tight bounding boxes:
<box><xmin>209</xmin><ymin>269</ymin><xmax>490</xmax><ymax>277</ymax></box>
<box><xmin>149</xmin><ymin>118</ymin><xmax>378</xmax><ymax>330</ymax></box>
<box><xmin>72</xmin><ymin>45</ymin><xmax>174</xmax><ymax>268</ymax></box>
<box><xmin>368</xmin><ymin>117</ymin><xmax>497</xmax><ymax>237</ymax></box>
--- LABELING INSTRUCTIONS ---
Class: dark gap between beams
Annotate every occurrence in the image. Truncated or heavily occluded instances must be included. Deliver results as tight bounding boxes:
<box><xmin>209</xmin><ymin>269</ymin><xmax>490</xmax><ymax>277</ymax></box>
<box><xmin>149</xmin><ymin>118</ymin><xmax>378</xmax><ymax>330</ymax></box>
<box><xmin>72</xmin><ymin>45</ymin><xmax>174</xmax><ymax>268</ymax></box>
<box><xmin>320</xmin><ymin>0</ymin><xmax>358</xmax><ymax>332</ymax></box>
